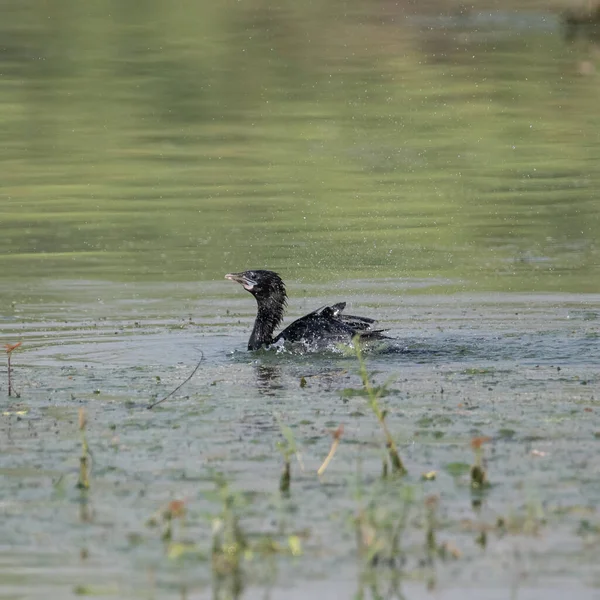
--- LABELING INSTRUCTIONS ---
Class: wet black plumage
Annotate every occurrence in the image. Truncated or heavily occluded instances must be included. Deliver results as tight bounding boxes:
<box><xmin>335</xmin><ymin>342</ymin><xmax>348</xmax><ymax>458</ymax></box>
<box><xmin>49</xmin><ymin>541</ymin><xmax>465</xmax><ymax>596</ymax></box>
<box><xmin>225</xmin><ymin>269</ymin><xmax>387</xmax><ymax>351</ymax></box>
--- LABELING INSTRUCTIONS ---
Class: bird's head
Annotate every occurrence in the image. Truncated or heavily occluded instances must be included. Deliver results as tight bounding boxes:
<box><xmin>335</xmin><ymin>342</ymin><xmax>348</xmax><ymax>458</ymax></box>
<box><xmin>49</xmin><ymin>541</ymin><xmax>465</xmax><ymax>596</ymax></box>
<box><xmin>225</xmin><ymin>269</ymin><xmax>286</xmax><ymax>302</ymax></box>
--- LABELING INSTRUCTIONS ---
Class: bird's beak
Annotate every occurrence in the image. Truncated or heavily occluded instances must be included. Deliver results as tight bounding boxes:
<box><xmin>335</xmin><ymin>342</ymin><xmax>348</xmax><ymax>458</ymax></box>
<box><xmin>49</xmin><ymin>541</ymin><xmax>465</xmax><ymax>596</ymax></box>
<box><xmin>225</xmin><ymin>272</ymin><xmax>256</xmax><ymax>291</ymax></box>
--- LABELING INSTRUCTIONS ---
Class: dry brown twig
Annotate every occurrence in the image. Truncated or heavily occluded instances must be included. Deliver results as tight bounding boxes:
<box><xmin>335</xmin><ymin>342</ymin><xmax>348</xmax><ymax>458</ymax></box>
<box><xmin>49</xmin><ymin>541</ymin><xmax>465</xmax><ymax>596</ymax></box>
<box><xmin>317</xmin><ymin>424</ymin><xmax>344</xmax><ymax>477</ymax></box>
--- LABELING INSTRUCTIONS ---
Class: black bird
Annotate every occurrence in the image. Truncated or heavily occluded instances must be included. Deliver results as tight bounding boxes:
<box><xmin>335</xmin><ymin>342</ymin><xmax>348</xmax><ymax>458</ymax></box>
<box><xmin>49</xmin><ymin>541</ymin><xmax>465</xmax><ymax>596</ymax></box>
<box><xmin>225</xmin><ymin>269</ymin><xmax>387</xmax><ymax>351</ymax></box>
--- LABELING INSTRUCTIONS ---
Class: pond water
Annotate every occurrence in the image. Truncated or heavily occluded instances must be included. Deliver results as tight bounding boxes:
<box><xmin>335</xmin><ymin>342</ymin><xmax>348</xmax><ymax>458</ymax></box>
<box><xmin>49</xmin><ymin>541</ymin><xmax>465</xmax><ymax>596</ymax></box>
<box><xmin>1</xmin><ymin>0</ymin><xmax>600</xmax><ymax>598</ymax></box>
<box><xmin>1</xmin><ymin>281</ymin><xmax>599</xmax><ymax>599</ymax></box>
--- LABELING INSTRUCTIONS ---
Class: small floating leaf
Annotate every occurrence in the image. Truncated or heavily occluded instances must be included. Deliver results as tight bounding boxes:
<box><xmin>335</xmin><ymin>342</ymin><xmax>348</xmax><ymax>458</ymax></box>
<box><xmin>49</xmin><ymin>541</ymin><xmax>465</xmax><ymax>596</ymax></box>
<box><xmin>167</xmin><ymin>542</ymin><xmax>198</xmax><ymax>560</ymax></box>
<box><xmin>288</xmin><ymin>535</ymin><xmax>302</xmax><ymax>556</ymax></box>
<box><xmin>470</xmin><ymin>436</ymin><xmax>491</xmax><ymax>450</ymax></box>
<box><xmin>498</xmin><ymin>428</ymin><xmax>516</xmax><ymax>439</ymax></box>
<box><xmin>470</xmin><ymin>465</ymin><xmax>487</xmax><ymax>488</ymax></box>
<box><xmin>165</xmin><ymin>499</ymin><xmax>186</xmax><ymax>519</ymax></box>
<box><xmin>4</xmin><ymin>342</ymin><xmax>22</xmax><ymax>354</ymax></box>
<box><xmin>444</xmin><ymin>462</ymin><xmax>471</xmax><ymax>477</ymax></box>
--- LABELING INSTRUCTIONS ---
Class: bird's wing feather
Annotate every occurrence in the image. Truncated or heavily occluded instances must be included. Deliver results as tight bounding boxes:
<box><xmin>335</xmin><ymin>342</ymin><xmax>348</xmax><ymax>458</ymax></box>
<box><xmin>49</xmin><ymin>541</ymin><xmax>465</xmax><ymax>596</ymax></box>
<box><xmin>275</xmin><ymin>302</ymin><xmax>386</xmax><ymax>345</ymax></box>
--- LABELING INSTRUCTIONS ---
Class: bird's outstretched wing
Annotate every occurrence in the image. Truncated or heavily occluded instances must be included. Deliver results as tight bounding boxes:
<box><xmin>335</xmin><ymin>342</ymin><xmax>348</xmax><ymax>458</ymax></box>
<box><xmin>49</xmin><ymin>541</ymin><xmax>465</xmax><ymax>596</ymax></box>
<box><xmin>275</xmin><ymin>301</ymin><xmax>387</xmax><ymax>347</ymax></box>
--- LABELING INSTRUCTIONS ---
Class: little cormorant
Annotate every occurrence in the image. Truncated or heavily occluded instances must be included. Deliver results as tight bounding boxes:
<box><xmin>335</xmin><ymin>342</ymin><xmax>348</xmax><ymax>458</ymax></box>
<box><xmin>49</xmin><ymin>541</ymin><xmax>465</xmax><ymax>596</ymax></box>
<box><xmin>225</xmin><ymin>269</ymin><xmax>387</xmax><ymax>351</ymax></box>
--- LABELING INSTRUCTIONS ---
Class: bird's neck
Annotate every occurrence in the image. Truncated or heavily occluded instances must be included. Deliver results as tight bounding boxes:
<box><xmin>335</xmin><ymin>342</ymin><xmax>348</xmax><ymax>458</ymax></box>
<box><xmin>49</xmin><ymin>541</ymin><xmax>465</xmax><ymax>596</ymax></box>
<box><xmin>249</xmin><ymin>294</ymin><xmax>286</xmax><ymax>350</ymax></box>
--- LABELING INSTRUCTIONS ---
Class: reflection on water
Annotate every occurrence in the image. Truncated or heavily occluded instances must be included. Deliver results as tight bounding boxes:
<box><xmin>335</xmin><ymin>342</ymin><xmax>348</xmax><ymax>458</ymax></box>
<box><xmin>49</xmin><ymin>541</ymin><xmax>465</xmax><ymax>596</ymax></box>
<box><xmin>254</xmin><ymin>363</ymin><xmax>283</xmax><ymax>395</ymax></box>
<box><xmin>0</xmin><ymin>0</ymin><xmax>598</xmax><ymax>291</ymax></box>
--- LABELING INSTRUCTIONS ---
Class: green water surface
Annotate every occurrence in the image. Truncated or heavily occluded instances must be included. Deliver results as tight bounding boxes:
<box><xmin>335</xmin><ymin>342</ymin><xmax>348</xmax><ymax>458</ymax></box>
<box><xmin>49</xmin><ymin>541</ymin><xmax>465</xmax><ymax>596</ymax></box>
<box><xmin>1</xmin><ymin>2</ymin><xmax>600</xmax><ymax>599</ymax></box>
<box><xmin>1</xmin><ymin>0</ymin><xmax>599</xmax><ymax>292</ymax></box>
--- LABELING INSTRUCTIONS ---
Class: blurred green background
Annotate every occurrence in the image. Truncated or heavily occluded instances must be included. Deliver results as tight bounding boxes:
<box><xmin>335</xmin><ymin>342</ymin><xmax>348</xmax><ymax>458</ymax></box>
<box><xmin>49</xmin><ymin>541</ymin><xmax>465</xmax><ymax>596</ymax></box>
<box><xmin>1</xmin><ymin>0</ymin><xmax>599</xmax><ymax>291</ymax></box>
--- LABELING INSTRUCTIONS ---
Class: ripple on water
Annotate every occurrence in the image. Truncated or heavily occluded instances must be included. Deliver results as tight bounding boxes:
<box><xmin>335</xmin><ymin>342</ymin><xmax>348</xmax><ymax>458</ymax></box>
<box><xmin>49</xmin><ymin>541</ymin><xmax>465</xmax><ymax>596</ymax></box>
<box><xmin>0</xmin><ymin>283</ymin><xmax>599</xmax><ymax>598</ymax></box>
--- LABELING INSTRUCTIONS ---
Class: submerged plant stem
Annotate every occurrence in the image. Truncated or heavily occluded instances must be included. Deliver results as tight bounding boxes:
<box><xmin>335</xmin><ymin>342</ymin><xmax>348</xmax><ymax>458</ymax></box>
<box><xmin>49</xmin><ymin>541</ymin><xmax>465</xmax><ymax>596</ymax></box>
<box><xmin>354</xmin><ymin>339</ymin><xmax>406</xmax><ymax>476</ymax></box>
<box><xmin>4</xmin><ymin>342</ymin><xmax>22</xmax><ymax>398</ymax></box>
<box><xmin>280</xmin><ymin>460</ymin><xmax>291</xmax><ymax>495</ymax></box>
<box><xmin>77</xmin><ymin>408</ymin><xmax>90</xmax><ymax>490</ymax></box>
<box><xmin>7</xmin><ymin>353</ymin><xmax>12</xmax><ymax>397</ymax></box>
